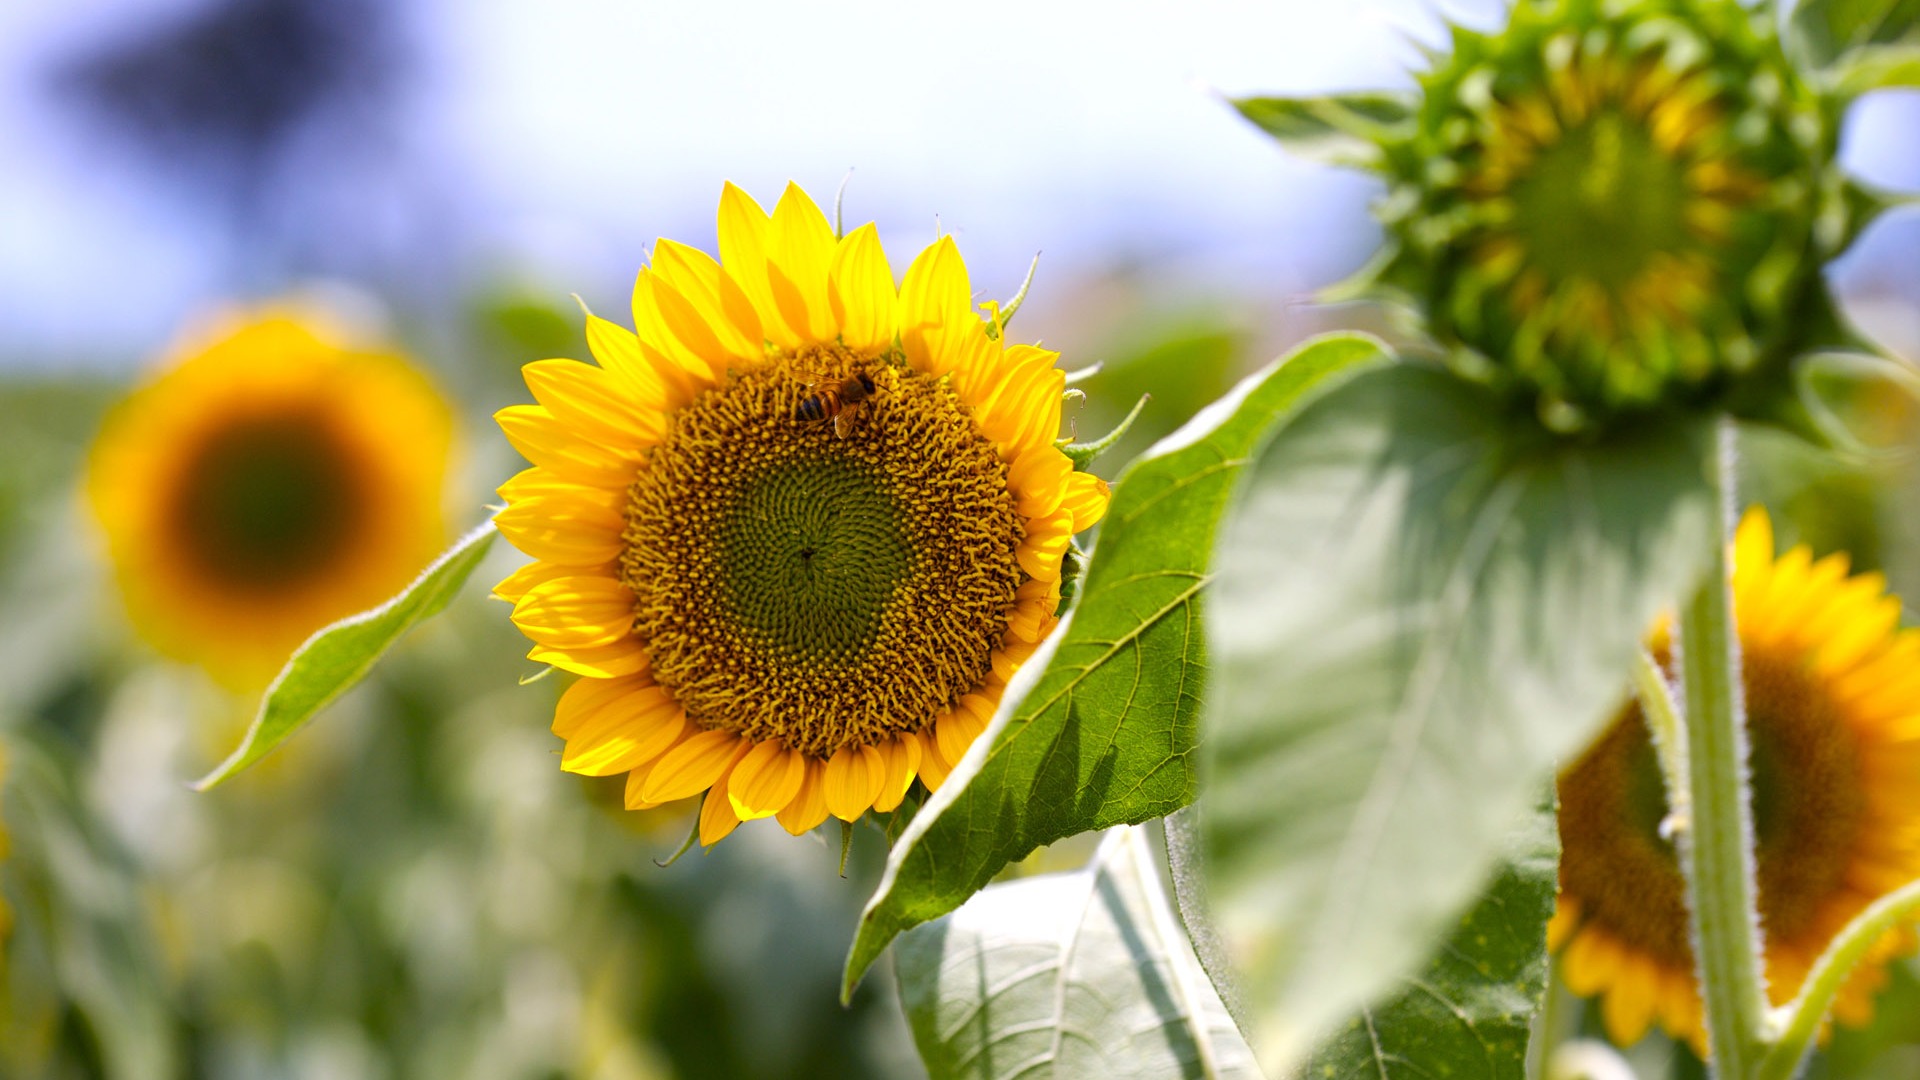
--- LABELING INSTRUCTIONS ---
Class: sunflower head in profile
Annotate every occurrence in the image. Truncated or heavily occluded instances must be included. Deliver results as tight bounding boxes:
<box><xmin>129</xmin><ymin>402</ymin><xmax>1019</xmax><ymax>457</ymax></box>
<box><xmin>494</xmin><ymin>182</ymin><xmax>1108</xmax><ymax>845</ymax></box>
<box><xmin>1371</xmin><ymin>0</ymin><xmax>1847</xmax><ymax>430</ymax></box>
<box><xmin>88</xmin><ymin>306</ymin><xmax>455</xmax><ymax>685</ymax></box>
<box><xmin>1552</xmin><ymin>508</ymin><xmax>1920</xmax><ymax>1052</ymax></box>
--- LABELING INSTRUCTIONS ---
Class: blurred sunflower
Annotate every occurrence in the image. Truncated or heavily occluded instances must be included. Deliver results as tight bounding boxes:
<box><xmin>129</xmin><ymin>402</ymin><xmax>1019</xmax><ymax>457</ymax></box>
<box><xmin>495</xmin><ymin>182</ymin><xmax>1107</xmax><ymax>845</ymax></box>
<box><xmin>1552</xmin><ymin>508</ymin><xmax>1920</xmax><ymax>1051</ymax></box>
<box><xmin>88</xmin><ymin>307</ymin><xmax>454</xmax><ymax>684</ymax></box>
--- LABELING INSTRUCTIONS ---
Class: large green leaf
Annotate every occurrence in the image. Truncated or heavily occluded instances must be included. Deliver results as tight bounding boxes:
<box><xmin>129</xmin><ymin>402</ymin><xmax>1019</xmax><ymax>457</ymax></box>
<box><xmin>193</xmin><ymin>523</ymin><xmax>496</xmax><ymax>789</ymax></box>
<box><xmin>1202</xmin><ymin>363</ymin><xmax>1714</xmax><ymax>1071</ymax></box>
<box><xmin>1789</xmin><ymin>0</ymin><xmax>1920</xmax><ymax>71</ymax></box>
<box><xmin>842</xmin><ymin>334</ymin><xmax>1391</xmax><ymax>998</ymax></box>
<box><xmin>897</xmin><ymin>826</ymin><xmax>1259</xmax><ymax>1080</ymax></box>
<box><xmin>1305</xmin><ymin>802</ymin><xmax>1558</xmax><ymax>1080</ymax></box>
<box><xmin>1231</xmin><ymin>92</ymin><xmax>1415</xmax><ymax>168</ymax></box>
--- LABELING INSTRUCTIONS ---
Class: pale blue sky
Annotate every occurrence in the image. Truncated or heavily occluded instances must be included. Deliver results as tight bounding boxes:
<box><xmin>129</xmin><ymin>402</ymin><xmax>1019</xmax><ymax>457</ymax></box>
<box><xmin>0</xmin><ymin>0</ymin><xmax>1913</xmax><ymax>370</ymax></box>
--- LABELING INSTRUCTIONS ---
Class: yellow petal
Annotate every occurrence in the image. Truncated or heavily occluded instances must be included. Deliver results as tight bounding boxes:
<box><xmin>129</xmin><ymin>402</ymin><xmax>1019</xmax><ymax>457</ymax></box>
<box><xmin>1062</xmin><ymin>470</ymin><xmax>1111</xmax><ymax>533</ymax></box>
<box><xmin>1008</xmin><ymin>446</ymin><xmax>1071</xmax><ymax>519</ymax></box>
<box><xmin>1601</xmin><ymin>953</ymin><xmax>1658</xmax><ymax>1047</ymax></box>
<box><xmin>494</xmin><ymin>493</ymin><xmax>626</xmax><ymax>567</ymax></box>
<box><xmin>650</xmin><ymin>238</ymin><xmax>763</xmax><ymax>362</ymax></box>
<box><xmin>916</xmin><ymin>728</ymin><xmax>954</xmax><ymax>792</ymax></box>
<box><xmin>496</xmin><ymin>404</ymin><xmax>639</xmax><ymax>490</ymax></box>
<box><xmin>897</xmin><ymin>236</ymin><xmax>974</xmax><ymax>376</ymax></box>
<box><xmin>979</xmin><ymin>346</ymin><xmax>1064</xmax><ymax>453</ymax></box>
<box><xmin>1545</xmin><ymin>901</ymin><xmax>1579</xmax><ymax>952</ymax></box>
<box><xmin>512</xmin><ymin>576</ymin><xmax>637</xmax><ymax>651</ymax></box>
<box><xmin>632</xmin><ymin>271</ymin><xmax>729</xmax><ymax>389</ymax></box>
<box><xmin>529</xmin><ymin>639</ymin><xmax>648</xmax><ymax>679</ymax></box>
<box><xmin>583</xmin><ymin>313</ymin><xmax>688</xmax><ymax>407</ymax></box>
<box><xmin>699</xmin><ymin>783</ymin><xmax>744</xmax><ymax>845</ymax></box>
<box><xmin>496</xmin><ymin>466</ymin><xmax>621</xmax><ymax>508</ymax></box>
<box><xmin>640</xmin><ymin>728</ymin><xmax>748</xmax><ymax>804</ymax></box>
<box><xmin>825</xmin><ymin>743</ymin><xmax>886</xmax><ymax>822</ymax></box>
<box><xmin>990</xmin><ymin>639</ymin><xmax>1040</xmax><ymax>685</ymax></box>
<box><xmin>727</xmin><ymin>739</ymin><xmax>808</xmax><ymax>820</ymax></box>
<box><xmin>553</xmin><ymin>672</ymin><xmax>650</xmax><ymax>739</ymax></box>
<box><xmin>936</xmin><ymin>702</ymin><xmax>989</xmax><ymax>766</ymax></box>
<box><xmin>775</xmin><ymin>759</ymin><xmax>831</xmax><ymax>835</ymax></box>
<box><xmin>1017</xmin><ymin>508</ymin><xmax>1075</xmax><ymax>582</ymax></box>
<box><xmin>494</xmin><ymin>559</ymin><xmax>589</xmax><ymax>605</ymax></box>
<box><xmin>522</xmin><ymin>358</ymin><xmax>668</xmax><ymax>451</ymax></box>
<box><xmin>871</xmin><ymin>734</ymin><xmax>923</xmax><ymax>813</ymax></box>
<box><xmin>717</xmin><ymin>181</ymin><xmax>800</xmax><ymax>349</ymax></box>
<box><xmin>763</xmin><ymin>182</ymin><xmax>837</xmax><ymax>343</ymax></box>
<box><xmin>829</xmin><ymin>223</ymin><xmax>897</xmax><ymax>354</ymax></box>
<box><xmin>557</xmin><ymin>681</ymin><xmax>687</xmax><ymax>776</ymax></box>
<box><xmin>1561</xmin><ymin>928</ymin><xmax>1621</xmax><ymax>997</ymax></box>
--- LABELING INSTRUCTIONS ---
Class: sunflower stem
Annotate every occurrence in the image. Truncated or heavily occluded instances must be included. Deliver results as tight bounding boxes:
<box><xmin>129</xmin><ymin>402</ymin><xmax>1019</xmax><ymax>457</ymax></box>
<box><xmin>1677</xmin><ymin>418</ymin><xmax>1771</xmax><ymax>1076</ymax></box>
<box><xmin>1755</xmin><ymin>878</ymin><xmax>1920</xmax><ymax>1080</ymax></box>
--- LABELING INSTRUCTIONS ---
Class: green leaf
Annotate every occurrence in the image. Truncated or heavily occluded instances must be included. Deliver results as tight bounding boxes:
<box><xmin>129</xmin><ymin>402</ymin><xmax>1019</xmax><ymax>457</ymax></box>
<box><xmin>1304</xmin><ymin>801</ymin><xmax>1558</xmax><ymax>1080</ymax></box>
<box><xmin>1833</xmin><ymin>42</ymin><xmax>1920</xmax><ymax>90</ymax></box>
<box><xmin>1202</xmin><ymin>363</ymin><xmax>1715</xmax><ymax>1071</ymax></box>
<box><xmin>842</xmin><ymin>333</ymin><xmax>1391</xmax><ymax>999</ymax></box>
<box><xmin>1231</xmin><ymin>91</ymin><xmax>1415</xmax><ymax>168</ymax></box>
<box><xmin>192</xmin><ymin>523</ymin><xmax>497</xmax><ymax>789</ymax></box>
<box><xmin>1789</xmin><ymin>0</ymin><xmax>1920</xmax><ymax>72</ymax></box>
<box><xmin>897</xmin><ymin>826</ymin><xmax>1259</xmax><ymax>1080</ymax></box>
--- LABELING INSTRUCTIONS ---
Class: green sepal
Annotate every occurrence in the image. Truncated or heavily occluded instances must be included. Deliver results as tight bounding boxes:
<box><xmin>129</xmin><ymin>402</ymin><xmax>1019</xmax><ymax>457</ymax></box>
<box><xmin>1791</xmin><ymin>350</ymin><xmax>1920</xmax><ymax>456</ymax></box>
<box><xmin>1057</xmin><ymin>540</ymin><xmax>1089</xmax><ymax>606</ymax></box>
<box><xmin>1832</xmin><ymin>42</ymin><xmax>1920</xmax><ymax>91</ymax></box>
<box><xmin>1230</xmin><ymin>91</ymin><xmax>1415</xmax><ymax>168</ymax></box>
<box><xmin>1788</xmin><ymin>0</ymin><xmax>1920</xmax><ymax>71</ymax></box>
<box><xmin>654</xmin><ymin>814</ymin><xmax>702</xmax><ymax>868</ymax></box>
<box><xmin>1061</xmin><ymin>393</ymin><xmax>1149</xmax><ymax>471</ymax></box>
<box><xmin>880</xmin><ymin>787</ymin><xmax>925</xmax><ymax>848</ymax></box>
<box><xmin>839</xmin><ymin>819</ymin><xmax>856</xmax><ymax>878</ymax></box>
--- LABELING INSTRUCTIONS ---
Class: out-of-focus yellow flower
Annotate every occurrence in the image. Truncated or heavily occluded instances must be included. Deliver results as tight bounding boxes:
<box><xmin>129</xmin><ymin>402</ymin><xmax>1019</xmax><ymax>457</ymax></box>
<box><xmin>88</xmin><ymin>306</ymin><xmax>454</xmax><ymax>685</ymax></box>
<box><xmin>495</xmin><ymin>182</ymin><xmax>1107</xmax><ymax>845</ymax></box>
<box><xmin>1553</xmin><ymin>509</ymin><xmax>1920</xmax><ymax>1051</ymax></box>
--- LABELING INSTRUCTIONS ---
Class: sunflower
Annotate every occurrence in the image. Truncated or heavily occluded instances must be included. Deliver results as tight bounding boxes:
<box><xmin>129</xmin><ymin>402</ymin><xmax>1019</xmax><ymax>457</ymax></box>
<box><xmin>494</xmin><ymin>182</ymin><xmax>1107</xmax><ymax>845</ymax></box>
<box><xmin>1551</xmin><ymin>508</ymin><xmax>1920</xmax><ymax>1051</ymax></box>
<box><xmin>1362</xmin><ymin>0</ymin><xmax>1845</xmax><ymax>427</ymax></box>
<box><xmin>88</xmin><ymin>306</ymin><xmax>455</xmax><ymax>684</ymax></box>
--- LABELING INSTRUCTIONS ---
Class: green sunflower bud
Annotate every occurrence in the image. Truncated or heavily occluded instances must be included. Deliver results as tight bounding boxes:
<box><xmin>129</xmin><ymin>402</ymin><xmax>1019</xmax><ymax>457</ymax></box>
<box><xmin>1244</xmin><ymin>0</ymin><xmax>1879</xmax><ymax>432</ymax></box>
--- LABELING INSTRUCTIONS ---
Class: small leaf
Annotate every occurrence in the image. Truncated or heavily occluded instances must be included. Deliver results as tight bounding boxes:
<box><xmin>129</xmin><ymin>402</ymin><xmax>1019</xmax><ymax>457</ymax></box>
<box><xmin>1062</xmin><ymin>393</ymin><xmax>1149</xmax><ymax>471</ymax></box>
<box><xmin>897</xmin><ymin>826</ymin><xmax>1260</xmax><ymax>1080</ymax></box>
<box><xmin>843</xmin><ymin>334</ymin><xmax>1390</xmax><ymax>998</ymax></box>
<box><xmin>1202</xmin><ymin>363</ymin><xmax>1715</xmax><ymax>1070</ymax></box>
<box><xmin>1788</xmin><ymin>0</ymin><xmax>1920</xmax><ymax>72</ymax></box>
<box><xmin>193</xmin><ymin>523</ymin><xmax>497</xmax><ymax>789</ymax></box>
<box><xmin>1304</xmin><ymin>800</ymin><xmax>1558</xmax><ymax>1080</ymax></box>
<box><xmin>1231</xmin><ymin>91</ymin><xmax>1415</xmax><ymax>168</ymax></box>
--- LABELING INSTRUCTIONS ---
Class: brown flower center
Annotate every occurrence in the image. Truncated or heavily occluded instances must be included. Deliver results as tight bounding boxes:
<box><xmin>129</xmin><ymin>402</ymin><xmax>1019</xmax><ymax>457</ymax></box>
<box><xmin>620</xmin><ymin>346</ymin><xmax>1025</xmax><ymax>758</ymax></box>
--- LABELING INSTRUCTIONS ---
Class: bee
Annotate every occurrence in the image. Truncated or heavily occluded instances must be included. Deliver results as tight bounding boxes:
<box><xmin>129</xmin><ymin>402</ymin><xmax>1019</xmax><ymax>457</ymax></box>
<box><xmin>794</xmin><ymin>371</ymin><xmax>878</xmax><ymax>439</ymax></box>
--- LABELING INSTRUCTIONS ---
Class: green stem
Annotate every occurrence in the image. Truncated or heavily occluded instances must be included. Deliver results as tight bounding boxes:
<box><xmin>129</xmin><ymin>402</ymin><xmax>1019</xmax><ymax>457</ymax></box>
<box><xmin>1677</xmin><ymin>419</ymin><xmax>1771</xmax><ymax>1075</ymax></box>
<box><xmin>1755</xmin><ymin>878</ymin><xmax>1920</xmax><ymax>1080</ymax></box>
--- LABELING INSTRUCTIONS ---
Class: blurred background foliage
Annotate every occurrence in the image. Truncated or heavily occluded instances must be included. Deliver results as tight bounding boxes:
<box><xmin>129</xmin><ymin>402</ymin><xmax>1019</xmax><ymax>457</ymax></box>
<box><xmin>0</xmin><ymin>0</ymin><xmax>1915</xmax><ymax>1077</ymax></box>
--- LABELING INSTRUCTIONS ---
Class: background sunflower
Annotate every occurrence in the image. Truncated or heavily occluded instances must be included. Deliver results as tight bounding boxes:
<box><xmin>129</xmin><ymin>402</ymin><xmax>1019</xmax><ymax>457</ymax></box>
<box><xmin>87</xmin><ymin>305</ymin><xmax>455</xmax><ymax>685</ymax></box>
<box><xmin>1553</xmin><ymin>508</ymin><xmax>1920</xmax><ymax>1054</ymax></box>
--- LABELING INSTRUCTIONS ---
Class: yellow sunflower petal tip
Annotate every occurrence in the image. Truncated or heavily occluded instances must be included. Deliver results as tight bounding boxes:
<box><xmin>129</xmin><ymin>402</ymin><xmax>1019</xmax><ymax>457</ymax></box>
<box><xmin>499</xmin><ymin>185</ymin><xmax>1093</xmax><ymax>846</ymax></box>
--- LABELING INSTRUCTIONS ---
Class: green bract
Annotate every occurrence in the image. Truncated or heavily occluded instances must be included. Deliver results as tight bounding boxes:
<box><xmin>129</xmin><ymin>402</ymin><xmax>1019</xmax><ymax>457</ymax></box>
<box><xmin>1242</xmin><ymin>0</ymin><xmax>1890</xmax><ymax>431</ymax></box>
